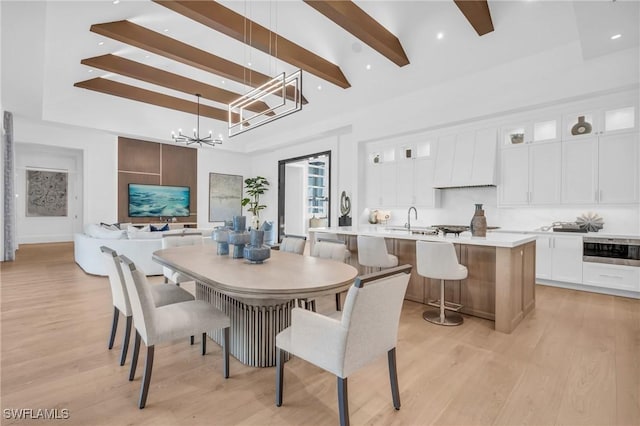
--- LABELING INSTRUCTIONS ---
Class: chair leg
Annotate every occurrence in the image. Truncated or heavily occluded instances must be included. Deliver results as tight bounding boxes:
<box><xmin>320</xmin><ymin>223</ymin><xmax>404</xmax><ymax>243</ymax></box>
<box><xmin>223</xmin><ymin>327</ymin><xmax>230</xmax><ymax>379</ymax></box>
<box><xmin>337</xmin><ymin>377</ymin><xmax>350</xmax><ymax>426</ymax></box>
<box><xmin>335</xmin><ymin>293</ymin><xmax>342</xmax><ymax>311</ymax></box>
<box><xmin>108</xmin><ymin>307</ymin><xmax>119</xmax><ymax>350</ymax></box>
<box><xmin>119</xmin><ymin>315</ymin><xmax>132</xmax><ymax>366</ymax></box>
<box><xmin>387</xmin><ymin>348</ymin><xmax>401</xmax><ymax>410</ymax></box>
<box><xmin>138</xmin><ymin>345</ymin><xmax>155</xmax><ymax>409</ymax></box>
<box><xmin>309</xmin><ymin>299</ymin><xmax>317</xmax><ymax>312</ymax></box>
<box><xmin>190</xmin><ymin>335</ymin><xmax>195</xmax><ymax>345</ymax></box>
<box><xmin>164</xmin><ymin>277</ymin><xmax>168</xmax><ymax>284</ymax></box>
<box><xmin>275</xmin><ymin>347</ymin><xmax>285</xmax><ymax>407</ymax></box>
<box><xmin>201</xmin><ymin>332</ymin><xmax>207</xmax><ymax>356</ymax></box>
<box><xmin>129</xmin><ymin>331</ymin><xmax>141</xmax><ymax>381</ymax></box>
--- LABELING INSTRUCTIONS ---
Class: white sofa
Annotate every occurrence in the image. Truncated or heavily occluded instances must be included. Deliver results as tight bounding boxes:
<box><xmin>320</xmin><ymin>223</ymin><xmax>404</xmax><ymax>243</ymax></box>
<box><xmin>74</xmin><ymin>225</ymin><xmax>213</xmax><ymax>276</ymax></box>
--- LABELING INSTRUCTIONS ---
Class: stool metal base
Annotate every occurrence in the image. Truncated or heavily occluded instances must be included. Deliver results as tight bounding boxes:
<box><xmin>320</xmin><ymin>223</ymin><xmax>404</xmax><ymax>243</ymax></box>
<box><xmin>422</xmin><ymin>309</ymin><xmax>464</xmax><ymax>326</ymax></box>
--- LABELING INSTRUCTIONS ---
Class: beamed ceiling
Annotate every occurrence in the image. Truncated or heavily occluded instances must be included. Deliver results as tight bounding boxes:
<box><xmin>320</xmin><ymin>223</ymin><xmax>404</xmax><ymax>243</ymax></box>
<box><xmin>73</xmin><ymin>0</ymin><xmax>493</xmax><ymax>137</ymax></box>
<box><xmin>3</xmin><ymin>0</ymin><xmax>638</xmax><ymax>152</ymax></box>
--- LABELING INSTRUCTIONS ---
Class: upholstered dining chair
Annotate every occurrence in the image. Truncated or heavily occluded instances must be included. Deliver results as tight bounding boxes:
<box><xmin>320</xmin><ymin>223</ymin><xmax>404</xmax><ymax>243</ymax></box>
<box><xmin>307</xmin><ymin>239</ymin><xmax>352</xmax><ymax>311</ymax></box>
<box><xmin>161</xmin><ymin>232</ymin><xmax>203</xmax><ymax>285</ymax></box>
<box><xmin>119</xmin><ymin>255</ymin><xmax>231</xmax><ymax>409</ymax></box>
<box><xmin>100</xmin><ymin>246</ymin><xmax>195</xmax><ymax>366</ymax></box>
<box><xmin>275</xmin><ymin>265</ymin><xmax>412</xmax><ymax>426</ymax></box>
<box><xmin>279</xmin><ymin>235</ymin><xmax>306</xmax><ymax>255</ymax></box>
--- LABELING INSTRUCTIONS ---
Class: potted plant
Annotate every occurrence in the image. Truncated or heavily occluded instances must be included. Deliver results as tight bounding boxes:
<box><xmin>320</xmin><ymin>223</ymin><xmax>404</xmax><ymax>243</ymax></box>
<box><xmin>241</xmin><ymin>176</ymin><xmax>270</xmax><ymax>229</ymax></box>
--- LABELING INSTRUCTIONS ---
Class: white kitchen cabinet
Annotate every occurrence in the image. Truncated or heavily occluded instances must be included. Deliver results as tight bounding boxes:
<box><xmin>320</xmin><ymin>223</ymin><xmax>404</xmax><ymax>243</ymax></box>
<box><xmin>501</xmin><ymin>116</ymin><xmax>561</xmax><ymax>147</ymax></box>
<box><xmin>365</xmin><ymin>161</ymin><xmax>397</xmax><ymax>208</ymax></box>
<box><xmin>434</xmin><ymin>128</ymin><xmax>497</xmax><ymax>187</ymax></box>
<box><xmin>562</xmin><ymin>133</ymin><xmax>638</xmax><ymax>204</ymax></box>
<box><xmin>396</xmin><ymin>147</ymin><xmax>440</xmax><ymax>208</ymax></box>
<box><xmin>562</xmin><ymin>104</ymin><xmax>637</xmax><ymax>140</ymax></box>
<box><xmin>535</xmin><ymin>234</ymin><xmax>583</xmax><ymax>283</ymax></box>
<box><xmin>499</xmin><ymin>142</ymin><xmax>561</xmax><ymax>206</ymax></box>
<box><xmin>583</xmin><ymin>263</ymin><xmax>640</xmax><ymax>293</ymax></box>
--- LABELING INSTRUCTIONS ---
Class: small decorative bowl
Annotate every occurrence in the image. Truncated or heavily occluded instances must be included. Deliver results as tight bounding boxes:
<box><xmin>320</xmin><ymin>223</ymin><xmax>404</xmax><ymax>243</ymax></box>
<box><xmin>510</xmin><ymin>133</ymin><xmax>524</xmax><ymax>144</ymax></box>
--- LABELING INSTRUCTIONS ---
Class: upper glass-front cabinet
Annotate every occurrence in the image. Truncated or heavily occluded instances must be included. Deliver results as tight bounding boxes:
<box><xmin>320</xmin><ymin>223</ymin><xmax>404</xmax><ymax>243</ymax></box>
<box><xmin>562</xmin><ymin>104</ymin><xmax>636</xmax><ymax>139</ymax></box>
<box><xmin>500</xmin><ymin>117</ymin><xmax>560</xmax><ymax>147</ymax></box>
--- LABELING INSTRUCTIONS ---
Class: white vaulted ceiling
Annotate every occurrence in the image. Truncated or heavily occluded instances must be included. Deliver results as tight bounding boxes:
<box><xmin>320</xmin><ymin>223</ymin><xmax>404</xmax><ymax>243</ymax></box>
<box><xmin>1</xmin><ymin>0</ymin><xmax>639</xmax><ymax>152</ymax></box>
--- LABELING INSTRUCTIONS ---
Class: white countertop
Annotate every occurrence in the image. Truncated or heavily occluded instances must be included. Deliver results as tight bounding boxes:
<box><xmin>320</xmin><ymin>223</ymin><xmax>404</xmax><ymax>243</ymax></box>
<box><xmin>493</xmin><ymin>229</ymin><xmax>640</xmax><ymax>240</ymax></box>
<box><xmin>310</xmin><ymin>226</ymin><xmax>537</xmax><ymax>248</ymax></box>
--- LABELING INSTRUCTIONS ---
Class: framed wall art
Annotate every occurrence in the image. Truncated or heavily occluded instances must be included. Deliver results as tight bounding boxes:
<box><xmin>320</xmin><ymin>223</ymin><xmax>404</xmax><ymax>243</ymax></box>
<box><xmin>209</xmin><ymin>173</ymin><xmax>242</xmax><ymax>222</ymax></box>
<box><xmin>26</xmin><ymin>169</ymin><xmax>68</xmax><ymax>217</ymax></box>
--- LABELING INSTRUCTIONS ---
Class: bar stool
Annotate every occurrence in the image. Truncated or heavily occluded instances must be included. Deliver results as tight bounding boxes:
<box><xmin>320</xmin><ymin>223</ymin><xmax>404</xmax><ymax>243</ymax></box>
<box><xmin>416</xmin><ymin>240</ymin><xmax>467</xmax><ymax>326</ymax></box>
<box><xmin>357</xmin><ymin>235</ymin><xmax>398</xmax><ymax>274</ymax></box>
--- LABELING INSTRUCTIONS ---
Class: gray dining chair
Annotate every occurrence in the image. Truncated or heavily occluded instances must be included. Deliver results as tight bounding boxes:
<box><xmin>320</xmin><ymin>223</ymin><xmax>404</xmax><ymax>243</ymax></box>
<box><xmin>100</xmin><ymin>246</ymin><xmax>195</xmax><ymax>366</ymax></box>
<box><xmin>275</xmin><ymin>265</ymin><xmax>412</xmax><ymax>426</ymax></box>
<box><xmin>161</xmin><ymin>232</ymin><xmax>203</xmax><ymax>285</ymax></box>
<box><xmin>119</xmin><ymin>255</ymin><xmax>231</xmax><ymax>409</ymax></box>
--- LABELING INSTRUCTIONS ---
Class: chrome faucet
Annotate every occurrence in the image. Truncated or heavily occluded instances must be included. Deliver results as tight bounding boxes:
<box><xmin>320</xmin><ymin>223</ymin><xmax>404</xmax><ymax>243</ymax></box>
<box><xmin>406</xmin><ymin>206</ymin><xmax>418</xmax><ymax>231</ymax></box>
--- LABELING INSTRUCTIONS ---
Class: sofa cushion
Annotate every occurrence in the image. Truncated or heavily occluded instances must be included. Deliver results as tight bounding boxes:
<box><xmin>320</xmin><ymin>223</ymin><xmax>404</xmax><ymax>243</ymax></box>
<box><xmin>127</xmin><ymin>228</ymin><xmax>163</xmax><ymax>240</ymax></box>
<box><xmin>85</xmin><ymin>223</ymin><xmax>126</xmax><ymax>239</ymax></box>
<box><xmin>150</xmin><ymin>223</ymin><xmax>169</xmax><ymax>232</ymax></box>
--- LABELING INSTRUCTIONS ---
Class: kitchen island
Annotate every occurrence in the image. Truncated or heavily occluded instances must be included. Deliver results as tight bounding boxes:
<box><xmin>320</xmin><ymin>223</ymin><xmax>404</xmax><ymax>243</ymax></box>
<box><xmin>310</xmin><ymin>226</ymin><xmax>537</xmax><ymax>333</ymax></box>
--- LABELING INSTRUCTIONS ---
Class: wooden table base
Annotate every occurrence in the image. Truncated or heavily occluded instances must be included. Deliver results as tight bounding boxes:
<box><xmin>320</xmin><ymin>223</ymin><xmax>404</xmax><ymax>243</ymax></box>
<box><xmin>196</xmin><ymin>283</ymin><xmax>294</xmax><ymax>367</ymax></box>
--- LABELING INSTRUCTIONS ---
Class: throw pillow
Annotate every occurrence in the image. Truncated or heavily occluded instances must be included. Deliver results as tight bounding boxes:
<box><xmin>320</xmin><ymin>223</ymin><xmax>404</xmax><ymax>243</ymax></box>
<box><xmin>150</xmin><ymin>223</ymin><xmax>170</xmax><ymax>232</ymax></box>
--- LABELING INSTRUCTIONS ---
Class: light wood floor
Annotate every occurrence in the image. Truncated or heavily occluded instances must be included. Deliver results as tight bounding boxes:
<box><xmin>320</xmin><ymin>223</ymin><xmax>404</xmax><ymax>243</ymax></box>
<box><xmin>1</xmin><ymin>243</ymin><xmax>638</xmax><ymax>425</ymax></box>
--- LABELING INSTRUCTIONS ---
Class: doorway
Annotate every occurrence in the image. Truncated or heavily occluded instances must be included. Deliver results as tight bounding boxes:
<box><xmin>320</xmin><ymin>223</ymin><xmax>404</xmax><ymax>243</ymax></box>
<box><xmin>277</xmin><ymin>151</ymin><xmax>331</xmax><ymax>242</ymax></box>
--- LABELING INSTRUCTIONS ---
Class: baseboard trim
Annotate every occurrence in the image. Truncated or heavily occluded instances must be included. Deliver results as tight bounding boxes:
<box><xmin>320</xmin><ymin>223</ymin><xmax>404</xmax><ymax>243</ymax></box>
<box><xmin>536</xmin><ymin>280</ymin><xmax>640</xmax><ymax>300</ymax></box>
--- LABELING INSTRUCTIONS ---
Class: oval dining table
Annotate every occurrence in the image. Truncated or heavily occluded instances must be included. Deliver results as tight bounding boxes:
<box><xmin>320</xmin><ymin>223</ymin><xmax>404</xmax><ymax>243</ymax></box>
<box><xmin>153</xmin><ymin>244</ymin><xmax>358</xmax><ymax>367</ymax></box>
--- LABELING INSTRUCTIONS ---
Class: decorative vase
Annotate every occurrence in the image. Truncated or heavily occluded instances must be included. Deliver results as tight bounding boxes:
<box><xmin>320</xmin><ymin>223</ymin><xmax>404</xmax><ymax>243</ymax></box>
<box><xmin>212</xmin><ymin>228</ymin><xmax>229</xmax><ymax>255</ymax></box>
<box><xmin>243</xmin><ymin>230</ymin><xmax>271</xmax><ymax>264</ymax></box>
<box><xmin>228</xmin><ymin>215</ymin><xmax>250</xmax><ymax>258</ymax></box>
<box><xmin>571</xmin><ymin>116</ymin><xmax>592</xmax><ymax>136</ymax></box>
<box><xmin>470</xmin><ymin>204</ymin><xmax>487</xmax><ymax>237</ymax></box>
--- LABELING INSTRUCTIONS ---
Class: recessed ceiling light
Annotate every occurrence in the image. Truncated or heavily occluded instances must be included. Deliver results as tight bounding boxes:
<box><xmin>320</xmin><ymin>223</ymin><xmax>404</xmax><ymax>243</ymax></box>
<box><xmin>611</xmin><ymin>34</ymin><xmax>622</xmax><ymax>40</ymax></box>
<box><xmin>365</xmin><ymin>64</ymin><xmax>371</xmax><ymax>70</ymax></box>
<box><xmin>98</xmin><ymin>41</ymin><xmax>104</xmax><ymax>46</ymax></box>
<box><xmin>437</xmin><ymin>32</ymin><xmax>444</xmax><ymax>40</ymax></box>
<box><xmin>221</xmin><ymin>80</ymin><xmax>225</xmax><ymax>85</ymax></box>
<box><xmin>112</xmin><ymin>0</ymin><xmax>120</xmax><ymax>4</ymax></box>
<box><xmin>317</xmin><ymin>85</ymin><xmax>322</xmax><ymax>91</ymax></box>
<box><xmin>163</xmin><ymin>28</ymin><xmax>169</xmax><ymax>33</ymax></box>
<box><xmin>88</xmin><ymin>69</ymin><xmax>93</xmax><ymax>73</ymax></box>
<box><xmin>145</xmin><ymin>54</ymin><xmax>150</xmax><ymax>58</ymax></box>
<box><xmin>247</xmin><ymin>62</ymin><xmax>252</xmax><ymax>66</ymax></box>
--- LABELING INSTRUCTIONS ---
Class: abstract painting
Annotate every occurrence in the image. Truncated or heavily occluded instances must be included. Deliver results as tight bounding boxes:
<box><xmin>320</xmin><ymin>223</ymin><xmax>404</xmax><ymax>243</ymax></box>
<box><xmin>209</xmin><ymin>173</ymin><xmax>242</xmax><ymax>222</ymax></box>
<box><xmin>26</xmin><ymin>170</ymin><xmax>68</xmax><ymax>217</ymax></box>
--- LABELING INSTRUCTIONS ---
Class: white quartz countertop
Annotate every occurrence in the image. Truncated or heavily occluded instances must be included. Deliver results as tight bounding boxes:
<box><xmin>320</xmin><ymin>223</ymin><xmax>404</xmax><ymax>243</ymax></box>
<box><xmin>309</xmin><ymin>226</ymin><xmax>537</xmax><ymax>248</ymax></box>
<box><xmin>493</xmin><ymin>229</ymin><xmax>640</xmax><ymax>240</ymax></box>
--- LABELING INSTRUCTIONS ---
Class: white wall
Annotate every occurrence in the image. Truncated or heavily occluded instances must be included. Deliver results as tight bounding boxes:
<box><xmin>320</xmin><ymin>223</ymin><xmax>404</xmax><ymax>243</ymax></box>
<box><xmin>13</xmin><ymin>117</ymin><xmax>117</xmax><ymax>232</ymax></box>
<box><xmin>15</xmin><ymin>143</ymin><xmax>83</xmax><ymax>243</ymax></box>
<box><xmin>284</xmin><ymin>164</ymin><xmax>306</xmax><ymax>236</ymax></box>
<box><xmin>196</xmin><ymin>147</ymin><xmax>251</xmax><ymax>230</ymax></box>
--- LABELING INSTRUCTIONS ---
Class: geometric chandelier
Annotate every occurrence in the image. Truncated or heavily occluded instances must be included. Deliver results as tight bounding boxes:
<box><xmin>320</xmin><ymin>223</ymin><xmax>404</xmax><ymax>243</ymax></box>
<box><xmin>172</xmin><ymin>94</ymin><xmax>223</xmax><ymax>147</ymax></box>
<box><xmin>228</xmin><ymin>70</ymin><xmax>303</xmax><ymax>138</ymax></box>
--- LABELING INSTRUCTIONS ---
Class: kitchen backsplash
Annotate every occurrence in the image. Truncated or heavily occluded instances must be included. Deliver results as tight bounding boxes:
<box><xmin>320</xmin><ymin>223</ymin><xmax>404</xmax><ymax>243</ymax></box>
<box><xmin>361</xmin><ymin>186</ymin><xmax>640</xmax><ymax>235</ymax></box>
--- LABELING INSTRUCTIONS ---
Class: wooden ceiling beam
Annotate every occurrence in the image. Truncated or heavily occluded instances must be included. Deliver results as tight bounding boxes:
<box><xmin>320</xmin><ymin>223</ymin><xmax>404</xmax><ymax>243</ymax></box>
<box><xmin>453</xmin><ymin>0</ymin><xmax>494</xmax><ymax>36</ymax></box>
<box><xmin>153</xmin><ymin>0</ymin><xmax>351</xmax><ymax>89</ymax></box>
<box><xmin>90</xmin><ymin>20</ymin><xmax>307</xmax><ymax>104</ymax></box>
<box><xmin>80</xmin><ymin>54</ymin><xmax>273</xmax><ymax>115</ymax></box>
<box><xmin>74</xmin><ymin>77</ymin><xmax>238</xmax><ymax>123</ymax></box>
<box><xmin>303</xmin><ymin>0</ymin><xmax>409</xmax><ymax>67</ymax></box>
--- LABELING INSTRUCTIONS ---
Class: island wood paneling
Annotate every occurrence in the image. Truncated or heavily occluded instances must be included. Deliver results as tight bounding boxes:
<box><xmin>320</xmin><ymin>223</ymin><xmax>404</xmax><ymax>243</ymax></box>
<box><xmin>317</xmin><ymin>231</ymin><xmax>536</xmax><ymax>333</ymax></box>
<box><xmin>117</xmin><ymin>137</ymin><xmax>197</xmax><ymax>224</ymax></box>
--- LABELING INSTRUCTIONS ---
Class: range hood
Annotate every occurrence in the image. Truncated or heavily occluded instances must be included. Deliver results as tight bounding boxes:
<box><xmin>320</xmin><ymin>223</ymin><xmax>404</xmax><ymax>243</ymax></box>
<box><xmin>433</xmin><ymin>127</ymin><xmax>498</xmax><ymax>188</ymax></box>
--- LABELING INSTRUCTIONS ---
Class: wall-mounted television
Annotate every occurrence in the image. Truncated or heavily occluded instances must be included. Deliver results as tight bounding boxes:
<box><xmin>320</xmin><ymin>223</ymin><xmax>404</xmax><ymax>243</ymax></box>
<box><xmin>128</xmin><ymin>184</ymin><xmax>190</xmax><ymax>218</ymax></box>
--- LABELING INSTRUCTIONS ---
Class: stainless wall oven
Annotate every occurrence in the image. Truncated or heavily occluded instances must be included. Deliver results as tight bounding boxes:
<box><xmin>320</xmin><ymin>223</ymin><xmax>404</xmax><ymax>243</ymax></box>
<box><xmin>583</xmin><ymin>237</ymin><xmax>640</xmax><ymax>266</ymax></box>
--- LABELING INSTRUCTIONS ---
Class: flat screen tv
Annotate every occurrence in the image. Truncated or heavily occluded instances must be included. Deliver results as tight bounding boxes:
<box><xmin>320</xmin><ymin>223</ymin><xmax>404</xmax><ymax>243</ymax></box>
<box><xmin>128</xmin><ymin>184</ymin><xmax>190</xmax><ymax>218</ymax></box>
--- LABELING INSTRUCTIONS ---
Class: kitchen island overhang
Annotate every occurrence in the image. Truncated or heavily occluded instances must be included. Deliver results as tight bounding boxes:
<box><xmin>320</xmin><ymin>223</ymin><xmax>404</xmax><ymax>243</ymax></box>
<box><xmin>310</xmin><ymin>226</ymin><xmax>537</xmax><ymax>334</ymax></box>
